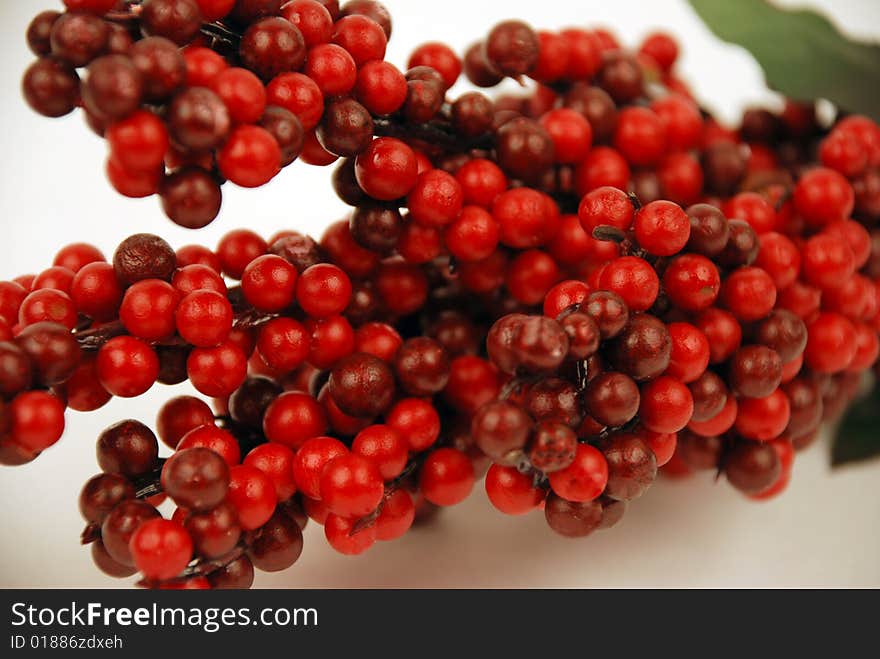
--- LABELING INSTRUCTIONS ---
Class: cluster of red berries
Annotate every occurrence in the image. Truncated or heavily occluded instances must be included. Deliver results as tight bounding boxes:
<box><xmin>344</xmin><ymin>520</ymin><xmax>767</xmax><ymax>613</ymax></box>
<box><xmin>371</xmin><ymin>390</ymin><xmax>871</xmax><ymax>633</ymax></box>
<box><xmin>9</xmin><ymin>0</ymin><xmax>880</xmax><ymax>587</ymax></box>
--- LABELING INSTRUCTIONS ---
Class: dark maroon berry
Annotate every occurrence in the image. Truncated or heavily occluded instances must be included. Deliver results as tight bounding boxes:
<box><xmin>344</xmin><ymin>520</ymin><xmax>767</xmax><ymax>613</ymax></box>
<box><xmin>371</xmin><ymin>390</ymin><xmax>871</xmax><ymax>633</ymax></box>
<box><xmin>329</xmin><ymin>351</ymin><xmax>396</xmax><ymax>417</ymax></box>
<box><xmin>113</xmin><ymin>233</ymin><xmax>176</xmax><ymax>285</ymax></box>
<box><xmin>724</xmin><ymin>441</ymin><xmax>781</xmax><ymax>494</ymax></box>
<box><xmin>527</xmin><ymin>420</ymin><xmax>577</xmax><ymax>472</ymax></box>
<box><xmin>97</xmin><ymin>420</ymin><xmax>160</xmax><ymax>478</ymax></box>
<box><xmin>545</xmin><ymin>494</ymin><xmax>603</xmax><ymax>538</ymax></box>
<box><xmin>602</xmin><ymin>433</ymin><xmax>657</xmax><ymax>500</ymax></box>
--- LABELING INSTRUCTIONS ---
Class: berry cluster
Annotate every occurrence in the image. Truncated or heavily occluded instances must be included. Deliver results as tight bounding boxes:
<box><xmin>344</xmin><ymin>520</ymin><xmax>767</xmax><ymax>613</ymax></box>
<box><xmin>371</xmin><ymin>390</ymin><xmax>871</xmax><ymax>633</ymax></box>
<box><xmin>9</xmin><ymin>1</ymin><xmax>880</xmax><ymax>587</ymax></box>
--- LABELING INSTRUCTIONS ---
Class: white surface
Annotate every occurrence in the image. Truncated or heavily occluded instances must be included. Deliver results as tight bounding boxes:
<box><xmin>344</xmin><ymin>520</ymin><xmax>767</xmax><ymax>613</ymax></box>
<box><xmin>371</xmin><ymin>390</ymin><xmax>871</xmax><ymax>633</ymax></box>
<box><xmin>0</xmin><ymin>0</ymin><xmax>878</xmax><ymax>588</ymax></box>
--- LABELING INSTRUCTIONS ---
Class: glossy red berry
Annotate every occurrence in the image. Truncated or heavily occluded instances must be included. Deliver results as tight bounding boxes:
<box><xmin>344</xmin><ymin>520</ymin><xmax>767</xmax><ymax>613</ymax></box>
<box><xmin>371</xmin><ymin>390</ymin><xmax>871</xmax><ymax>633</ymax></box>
<box><xmin>386</xmin><ymin>398</ymin><xmax>441</xmax><ymax>452</ymax></box>
<box><xmin>175</xmin><ymin>289</ymin><xmax>233</xmax><ymax>347</ymax></box>
<box><xmin>129</xmin><ymin>518</ymin><xmax>193</xmax><ymax>581</ymax></box>
<box><xmin>355</xmin><ymin>137</ymin><xmax>418</xmax><ymax>201</ymax></box>
<box><xmin>320</xmin><ymin>453</ymin><xmax>384</xmax><ymax>517</ymax></box>
<box><xmin>187</xmin><ymin>341</ymin><xmax>248</xmax><ymax>397</ymax></box>
<box><xmin>9</xmin><ymin>391</ymin><xmax>65</xmax><ymax>453</ymax></box>
<box><xmin>548</xmin><ymin>443</ymin><xmax>608</xmax><ymax>503</ymax></box>
<box><xmin>227</xmin><ymin>464</ymin><xmax>278</xmax><ymax>530</ymax></box>
<box><xmin>263</xmin><ymin>391</ymin><xmax>328</xmax><ymax>449</ymax></box>
<box><xmin>244</xmin><ymin>443</ymin><xmax>298</xmax><ymax>501</ymax></box>
<box><xmin>720</xmin><ymin>266</ymin><xmax>777</xmax><ymax>322</ymax></box>
<box><xmin>485</xmin><ymin>464</ymin><xmax>545</xmax><ymax>515</ymax></box>
<box><xmin>241</xmin><ymin>254</ymin><xmax>298</xmax><ymax>312</ymax></box>
<box><xmin>662</xmin><ymin>254</ymin><xmax>721</xmax><ymax>312</ymax></box>
<box><xmin>218</xmin><ymin>125</ymin><xmax>281</xmax><ymax>188</ymax></box>
<box><xmin>419</xmin><ymin>447</ymin><xmax>475</xmax><ymax>506</ymax></box>
<box><xmin>793</xmin><ymin>167</ymin><xmax>854</xmax><ymax>227</ymax></box>
<box><xmin>97</xmin><ymin>336</ymin><xmax>159</xmax><ymax>398</ymax></box>
<box><xmin>633</xmin><ymin>200</ymin><xmax>691</xmax><ymax>256</ymax></box>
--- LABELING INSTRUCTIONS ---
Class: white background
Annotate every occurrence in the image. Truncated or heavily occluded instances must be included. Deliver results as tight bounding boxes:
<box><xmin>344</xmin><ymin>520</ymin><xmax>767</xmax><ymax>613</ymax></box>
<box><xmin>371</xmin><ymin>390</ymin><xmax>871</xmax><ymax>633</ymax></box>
<box><xmin>1</xmin><ymin>0</ymin><xmax>879</xmax><ymax>587</ymax></box>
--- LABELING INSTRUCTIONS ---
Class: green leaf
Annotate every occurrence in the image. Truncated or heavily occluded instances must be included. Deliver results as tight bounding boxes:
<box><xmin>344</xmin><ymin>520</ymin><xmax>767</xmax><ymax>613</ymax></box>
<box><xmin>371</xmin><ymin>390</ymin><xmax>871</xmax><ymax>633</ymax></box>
<box><xmin>832</xmin><ymin>386</ymin><xmax>880</xmax><ymax>467</ymax></box>
<box><xmin>688</xmin><ymin>0</ymin><xmax>880</xmax><ymax>121</ymax></box>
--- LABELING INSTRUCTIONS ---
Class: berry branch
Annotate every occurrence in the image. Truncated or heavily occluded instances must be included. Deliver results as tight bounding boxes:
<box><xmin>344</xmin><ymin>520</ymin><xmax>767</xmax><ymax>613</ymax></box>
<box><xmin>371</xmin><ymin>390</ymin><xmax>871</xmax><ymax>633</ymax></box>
<box><xmin>7</xmin><ymin>0</ymin><xmax>880</xmax><ymax>590</ymax></box>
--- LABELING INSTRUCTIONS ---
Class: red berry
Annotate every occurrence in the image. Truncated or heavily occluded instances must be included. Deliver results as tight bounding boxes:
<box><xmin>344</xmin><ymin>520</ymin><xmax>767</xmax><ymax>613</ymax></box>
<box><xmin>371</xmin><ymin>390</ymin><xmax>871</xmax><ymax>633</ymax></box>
<box><xmin>183</xmin><ymin>46</ymin><xmax>228</xmax><ymax>86</ymax></box>
<box><xmin>639</xmin><ymin>376</ymin><xmax>694</xmax><ymax>434</ymax></box>
<box><xmin>305</xmin><ymin>43</ymin><xmax>357</xmax><ymax>96</ymax></box>
<box><xmin>444</xmin><ymin>206</ymin><xmax>499</xmax><ymax>262</ymax></box>
<box><xmin>352</xmin><ymin>424</ymin><xmax>408</xmax><ymax>480</ymax></box>
<box><xmin>613</xmin><ymin>107</ymin><xmax>666</xmax><ymax>166</ymax></box>
<box><xmin>266</xmin><ymin>72</ymin><xmax>324</xmax><ymax>131</ymax></box>
<box><xmin>355</xmin><ymin>60</ymin><xmax>407</xmax><ymax>115</ymax></box>
<box><xmin>574</xmin><ymin>147</ymin><xmax>630</xmax><ymax>196</ymax></box>
<box><xmin>217</xmin><ymin>229</ymin><xmax>267</xmax><ymax>280</ymax></box>
<box><xmin>241</xmin><ymin>254</ymin><xmax>298</xmax><ymax>312</ymax></box>
<box><xmin>548</xmin><ymin>443</ymin><xmax>608</xmax><ymax>503</ymax></box>
<box><xmin>651</xmin><ymin>94</ymin><xmax>700</xmax><ymax>151</ymax></box>
<box><xmin>187</xmin><ymin>341</ymin><xmax>248</xmax><ymax>397</ymax></box>
<box><xmin>643</xmin><ymin>430</ymin><xmax>677</xmax><ymax>467</ymax></box>
<box><xmin>662</xmin><ymin>254</ymin><xmax>721</xmax><ymax>312</ymax></box>
<box><xmin>578</xmin><ymin>186</ymin><xmax>634</xmax><ymax>236</ymax></box>
<box><xmin>178</xmin><ymin>425</ymin><xmax>241</xmax><ymax>467</ymax></box>
<box><xmin>694</xmin><ymin>308</ymin><xmax>742</xmax><ymax>364</ymax></box>
<box><xmin>175</xmin><ymin>289</ymin><xmax>233</xmax><ymax>347</ymax></box>
<box><xmin>687</xmin><ymin>394</ymin><xmax>738</xmax><ymax>437</ymax></box>
<box><xmin>218</xmin><ymin>125</ymin><xmax>281</xmax><ymax>188</ymax></box>
<box><xmin>171</xmin><ymin>264</ymin><xmax>226</xmax><ymax>296</ymax></box>
<box><xmin>597</xmin><ymin>256</ymin><xmax>659</xmax><ymax>312</ymax></box>
<box><xmin>71</xmin><ymin>262</ymin><xmax>123</xmax><ymax>321</ymax></box>
<box><xmin>211</xmin><ymin>67</ymin><xmax>266</xmax><ymax>124</ymax></box>
<box><xmin>665</xmin><ymin>322</ymin><xmax>710</xmax><ymax>383</ymax></box>
<box><xmin>540</xmin><ymin>108</ymin><xmax>593</xmax><ymax>164</ymax></box>
<box><xmin>640</xmin><ymin>32</ymin><xmax>678</xmax><ymax>71</ymax></box>
<box><xmin>804</xmin><ymin>312</ymin><xmax>857</xmax><ymax>373</ymax></box>
<box><xmin>320</xmin><ymin>453</ymin><xmax>384</xmax><ymax>517</ymax></box>
<box><xmin>355</xmin><ymin>137</ymin><xmax>418</xmax><ymax>201</ymax></box>
<box><xmin>97</xmin><ymin>336</ymin><xmax>159</xmax><ymax>397</ymax></box>
<box><xmin>244</xmin><ymin>443</ymin><xmax>298</xmax><ymax>501</ymax></box>
<box><xmin>263</xmin><ymin>391</ymin><xmax>328</xmax><ymax>449</ymax></box>
<box><xmin>386</xmin><ymin>398</ymin><xmax>441</xmax><ymax>452</ymax></box>
<box><xmin>53</xmin><ymin>243</ymin><xmax>105</xmax><ymax>273</ymax></box>
<box><xmin>374</xmin><ymin>489</ymin><xmax>415</xmax><ymax>541</ymax></box>
<box><xmin>754</xmin><ymin>232</ymin><xmax>801</xmax><ymax>289</ymax></box>
<box><xmin>720</xmin><ymin>266</ymin><xmax>777</xmax><ymax>322</ymax></box>
<box><xmin>257</xmin><ymin>317</ymin><xmax>310</xmax><ymax>372</ymax></box>
<box><xmin>296</xmin><ymin>264</ymin><xmax>352</xmax><ymax>318</ymax></box>
<box><xmin>18</xmin><ymin>288</ymin><xmax>77</xmax><ymax>329</ymax></box>
<box><xmin>735</xmin><ymin>389</ymin><xmax>791</xmax><ymax>442</ymax></box>
<box><xmin>375</xmin><ymin>261</ymin><xmax>428</xmax><ymax>316</ymax></box>
<box><xmin>543</xmin><ymin>280</ymin><xmax>590</xmax><ymax>319</ymax></box>
<box><xmin>493</xmin><ymin>187</ymin><xmax>560</xmax><ymax>249</ymax></box>
<box><xmin>292</xmin><ymin>436</ymin><xmax>348</xmax><ymax>499</ymax></box>
<box><xmin>407</xmin><ymin>169</ymin><xmax>464</xmax><ymax>227</ymax></box>
<box><xmin>633</xmin><ymin>200</ymin><xmax>691</xmax><ymax>256</ymax></box>
<box><xmin>419</xmin><ymin>447</ymin><xmax>475</xmax><ymax>506</ymax></box>
<box><xmin>793</xmin><ymin>167</ymin><xmax>854</xmax><ymax>227</ymax></box>
<box><xmin>332</xmin><ymin>14</ymin><xmax>387</xmax><ymax>67</ymax></box>
<box><xmin>455</xmin><ymin>158</ymin><xmax>508</xmax><ymax>208</ymax></box>
<box><xmin>801</xmin><ymin>232</ymin><xmax>855</xmax><ymax>291</ymax></box>
<box><xmin>353</xmin><ymin>322</ymin><xmax>402</xmax><ymax>361</ymax></box>
<box><xmin>129</xmin><ymin>519</ymin><xmax>192</xmax><ymax>581</ymax></box>
<box><xmin>724</xmin><ymin>192</ymin><xmax>777</xmax><ymax>235</ymax></box>
<box><xmin>227</xmin><ymin>464</ymin><xmax>278</xmax><ymax>530</ymax></box>
<box><xmin>106</xmin><ymin>110</ymin><xmax>169</xmax><ymax>173</ymax></box>
<box><xmin>305</xmin><ymin>315</ymin><xmax>355</xmax><ymax>369</ymax></box>
<box><xmin>10</xmin><ymin>391</ymin><xmax>65</xmax><ymax>453</ymax></box>
<box><xmin>119</xmin><ymin>279</ymin><xmax>179</xmax><ymax>341</ymax></box>
<box><xmin>324</xmin><ymin>513</ymin><xmax>375</xmax><ymax>554</ymax></box>
<box><xmin>408</xmin><ymin>42</ymin><xmax>461</xmax><ymax>89</ymax></box>
<box><xmin>485</xmin><ymin>464</ymin><xmax>545</xmax><ymax>515</ymax></box>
